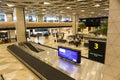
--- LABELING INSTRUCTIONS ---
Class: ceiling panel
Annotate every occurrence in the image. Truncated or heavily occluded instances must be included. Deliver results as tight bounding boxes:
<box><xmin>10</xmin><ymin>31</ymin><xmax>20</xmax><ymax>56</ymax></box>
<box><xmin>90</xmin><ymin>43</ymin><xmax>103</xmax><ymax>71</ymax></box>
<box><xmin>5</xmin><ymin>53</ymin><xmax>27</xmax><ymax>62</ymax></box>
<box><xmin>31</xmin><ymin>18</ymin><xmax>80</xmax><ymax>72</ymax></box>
<box><xmin>0</xmin><ymin>0</ymin><xmax>109</xmax><ymax>18</ymax></box>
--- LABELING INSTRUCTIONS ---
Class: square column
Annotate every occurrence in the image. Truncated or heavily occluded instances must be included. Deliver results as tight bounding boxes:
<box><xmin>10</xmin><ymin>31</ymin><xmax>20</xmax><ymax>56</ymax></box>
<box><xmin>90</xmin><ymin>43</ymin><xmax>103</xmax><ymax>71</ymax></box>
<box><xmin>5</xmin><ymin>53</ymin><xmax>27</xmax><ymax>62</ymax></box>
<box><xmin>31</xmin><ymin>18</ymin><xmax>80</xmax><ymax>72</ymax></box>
<box><xmin>58</xmin><ymin>16</ymin><xmax>62</xmax><ymax>22</ymax></box>
<box><xmin>72</xmin><ymin>14</ymin><xmax>79</xmax><ymax>34</ymax></box>
<box><xmin>14</xmin><ymin>7</ymin><xmax>26</xmax><ymax>43</ymax></box>
<box><xmin>103</xmin><ymin>0</ymin><xmax>120</xmax><ymax>80</ymax></box>
<box><xmin>6</xmin><ymin>13</ymin><xmax>13</xmax><ymax>22</ymax></box>
<box><xmin>38</xmin><ymin>15</ymin><xmax>44</xmax><ymax>22</ymax></box>
<box><xmin>6</xmin><ymin>13</ymin><xmax>14</xmax><ymax>41</ymax></box>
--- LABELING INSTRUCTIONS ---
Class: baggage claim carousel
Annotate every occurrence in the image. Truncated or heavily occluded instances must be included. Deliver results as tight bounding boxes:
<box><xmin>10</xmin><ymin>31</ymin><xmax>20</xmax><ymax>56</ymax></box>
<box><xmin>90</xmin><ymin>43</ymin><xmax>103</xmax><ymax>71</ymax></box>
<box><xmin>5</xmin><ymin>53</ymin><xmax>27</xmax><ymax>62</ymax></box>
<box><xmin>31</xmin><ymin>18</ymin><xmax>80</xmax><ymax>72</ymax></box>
<box><xmin>7</xmin><ymin>42</ymin><xmax>103</xmax><ymax>80</ymax></box>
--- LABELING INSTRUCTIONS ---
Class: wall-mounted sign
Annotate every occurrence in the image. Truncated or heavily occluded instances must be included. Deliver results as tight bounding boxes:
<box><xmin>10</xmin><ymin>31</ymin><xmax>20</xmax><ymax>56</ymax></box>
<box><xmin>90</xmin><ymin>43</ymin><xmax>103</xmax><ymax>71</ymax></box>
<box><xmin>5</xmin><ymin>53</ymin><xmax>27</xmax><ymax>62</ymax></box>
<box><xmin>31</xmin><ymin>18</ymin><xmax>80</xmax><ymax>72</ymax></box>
<box><xmin>89</xmin><ymin>40</ymin><xmax>106</xmax><ymax>63</ymax></box>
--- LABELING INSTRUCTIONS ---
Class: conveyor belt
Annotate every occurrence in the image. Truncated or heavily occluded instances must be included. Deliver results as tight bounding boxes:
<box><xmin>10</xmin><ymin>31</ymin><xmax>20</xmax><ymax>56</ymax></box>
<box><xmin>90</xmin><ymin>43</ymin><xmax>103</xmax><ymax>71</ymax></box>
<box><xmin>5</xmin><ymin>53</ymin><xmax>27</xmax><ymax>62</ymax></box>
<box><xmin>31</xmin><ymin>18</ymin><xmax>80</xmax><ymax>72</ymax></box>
<box><xmin>0</xmin><ymin>74</ymin><xmax>4</xmax><ymax>80</ymax></box>
<box><xmin>23</xmin><ymin>42</ymin><xmax>40</xmax><ymax>53</ymax></box>
<box><xmin>7</xmin><ymin>45</ymin><xmax>75</xmax><ymax>80</ymax></box>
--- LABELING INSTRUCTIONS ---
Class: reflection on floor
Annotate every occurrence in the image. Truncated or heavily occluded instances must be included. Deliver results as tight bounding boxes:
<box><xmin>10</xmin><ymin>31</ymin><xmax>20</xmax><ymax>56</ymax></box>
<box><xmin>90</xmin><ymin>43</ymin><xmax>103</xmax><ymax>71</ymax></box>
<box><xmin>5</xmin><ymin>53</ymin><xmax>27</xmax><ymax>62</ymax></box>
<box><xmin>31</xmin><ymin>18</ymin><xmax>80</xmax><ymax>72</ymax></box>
<box><xmin>0</xmin><ymin>43</ymin><xmax>39</xmax><ymax>80</ymax></box>
<box><xmin>29</xmin><ymin>35</ymin><xmax>88</xmax><ymax>58</ymax></box>
<box><xmin>0</xmin><ymin>38</ymin><xmax>104</xmax><ymax>80</ymax></box>
<box><xmin>17</xmin><ymin>42</ymin><xmax>104</xmax><ymax>80</ymax></box>
<box><xmin>0</xmin><ymin>35</ymin><xmax>89</xmax><ymax>79</ymax></box>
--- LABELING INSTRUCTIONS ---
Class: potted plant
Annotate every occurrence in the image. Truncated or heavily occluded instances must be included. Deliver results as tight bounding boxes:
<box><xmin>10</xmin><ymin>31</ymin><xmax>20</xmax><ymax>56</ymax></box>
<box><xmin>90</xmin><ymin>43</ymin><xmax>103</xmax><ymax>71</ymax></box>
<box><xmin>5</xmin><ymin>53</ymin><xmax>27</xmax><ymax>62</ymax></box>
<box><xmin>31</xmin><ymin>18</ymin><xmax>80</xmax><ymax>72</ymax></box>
<box><xmin>95</xmin><ymin>21</ymin><xmax>108</xmax><ymax>36</ymax></box>
<box><xmin>78</xmin><ymin>22</ymin><xmax>86</xmax><ymax>33</ymax></box>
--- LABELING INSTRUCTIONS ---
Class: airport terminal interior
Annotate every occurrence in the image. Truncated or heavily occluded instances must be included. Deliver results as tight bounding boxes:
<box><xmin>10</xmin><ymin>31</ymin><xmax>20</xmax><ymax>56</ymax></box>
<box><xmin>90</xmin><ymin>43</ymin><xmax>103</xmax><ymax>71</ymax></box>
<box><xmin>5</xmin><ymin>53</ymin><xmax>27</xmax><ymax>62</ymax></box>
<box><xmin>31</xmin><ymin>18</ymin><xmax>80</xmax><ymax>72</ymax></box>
<box><xmin>0</xmin><ymin>0</ymin><xmax>120</xmax><ymax>80</ymax></box>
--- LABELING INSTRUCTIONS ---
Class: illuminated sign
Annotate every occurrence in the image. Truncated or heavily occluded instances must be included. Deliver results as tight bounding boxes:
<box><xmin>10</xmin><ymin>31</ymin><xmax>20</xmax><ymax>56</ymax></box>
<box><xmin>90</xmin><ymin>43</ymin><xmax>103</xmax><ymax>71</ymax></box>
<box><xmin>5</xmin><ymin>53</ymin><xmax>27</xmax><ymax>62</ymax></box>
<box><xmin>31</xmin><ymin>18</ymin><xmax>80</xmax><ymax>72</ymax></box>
<box><xmin>89</xmin><ymin>40</ymin><xmax>106</xmax><ymax>63</ymax></box>
<box><xmin>58</xmin><ymin>46</ymin><xmax>81</xmax><ymax>63</ymax></box>
<box><xmin>94</xmin><ymin>43</ymin><xmax>98</xmax><ymax>49</ymax></box>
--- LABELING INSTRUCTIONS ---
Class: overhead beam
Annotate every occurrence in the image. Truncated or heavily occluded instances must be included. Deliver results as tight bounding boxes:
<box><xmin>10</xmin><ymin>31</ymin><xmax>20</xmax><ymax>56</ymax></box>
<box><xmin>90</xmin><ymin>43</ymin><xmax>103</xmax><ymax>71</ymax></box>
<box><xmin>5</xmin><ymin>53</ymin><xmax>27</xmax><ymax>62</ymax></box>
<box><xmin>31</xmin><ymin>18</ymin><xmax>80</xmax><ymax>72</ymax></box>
<box><xmin>0</xmin><ymin>22</ymin><xmax>72</xmax><ymax>30</ymax></box>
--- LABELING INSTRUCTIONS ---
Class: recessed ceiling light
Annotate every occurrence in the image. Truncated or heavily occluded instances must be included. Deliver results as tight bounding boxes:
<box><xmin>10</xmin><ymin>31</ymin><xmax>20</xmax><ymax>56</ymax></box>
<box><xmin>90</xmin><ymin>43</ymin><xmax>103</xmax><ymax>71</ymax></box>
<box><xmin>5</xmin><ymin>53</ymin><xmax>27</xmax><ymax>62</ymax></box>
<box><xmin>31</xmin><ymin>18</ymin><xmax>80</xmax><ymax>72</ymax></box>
<box><xmin>91</xmin><ymin>12</ymin><xmax>94</xmax><ymax>14</ymax></box>
<box><xmin>94</xmin><ymin>0</ymin><xmax>102</xmax><ymax>1</ymax></box>
<box><xmin>105</xmin><ymin>3</ymin><xmax>109</xmax><ymax>5</ymax></box>
<box><xmin>60</xmin><ymin>11</ymin><xmax>64</xmax><ymax>13</ymax></box>
<box><xmin>81</xmin><ymin>10</ymin><xmax>85</xmax><ymax>12</ymax></box>
<box><xmin>7</xmin><ymin>4</ymin><xmax>15</xmax><ymax>7</ymax></box>
<box><xmin>66</xmin><ymin>7</ymin><xmax>71</xmax><ymax>9</ymax></box>
<box><xmin>77</xmin><ymin>0</ymin><xmax>85</xmax><ymax>1</ymax></box>
<box><xmin>104</xmin><ymin>8</ymin><xmax>109</xmax><ymax>10</ymax></box>
<box><xmin>104</xmin><ymin>14</ymin><xmax>107</xmax><ymax>16</ymax></box>
<box><xmin>94</xmin><ymin>4</ymin><xmax>100</xmax><ymax>7</ymax></box>
<box><xmin>44</xmin><ymin>2</ymin><xmax>50</xmax><ymax>5</ymax></box>
<box><xmin>42</xmin><ymin>9</ymin><xmax>46</xmax><ymax>11</ymax></box>
<box><xmin>0</xmin><ymin>0</ymin><xmax>3</xmax><ymax>2</ymax></box>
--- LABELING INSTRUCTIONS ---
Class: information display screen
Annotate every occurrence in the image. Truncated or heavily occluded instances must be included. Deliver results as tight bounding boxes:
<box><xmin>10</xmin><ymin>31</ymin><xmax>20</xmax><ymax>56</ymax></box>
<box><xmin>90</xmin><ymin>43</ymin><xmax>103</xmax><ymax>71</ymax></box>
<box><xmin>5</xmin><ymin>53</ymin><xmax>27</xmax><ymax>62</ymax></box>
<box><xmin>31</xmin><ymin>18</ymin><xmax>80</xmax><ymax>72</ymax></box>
<box><xmin>58</xmin><ymin>46</ymin><xmax>81</xmax><ymax>63</ymax></box>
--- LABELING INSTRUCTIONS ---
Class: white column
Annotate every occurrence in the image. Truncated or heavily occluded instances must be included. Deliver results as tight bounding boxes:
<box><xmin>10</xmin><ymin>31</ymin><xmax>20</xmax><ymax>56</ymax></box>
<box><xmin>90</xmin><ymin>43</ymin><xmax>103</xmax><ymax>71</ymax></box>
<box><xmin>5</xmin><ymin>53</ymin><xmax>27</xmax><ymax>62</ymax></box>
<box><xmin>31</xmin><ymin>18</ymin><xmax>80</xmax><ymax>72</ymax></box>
<box><xmin>58</xmin><ymin>16</ymin><xmax>62</xmax><ymax>22</ymax></box>
<box><xmin>58</xmin><ymin>16</ymin><xmax>62</xmax><ymax>33</ymax></box>
<box><xmin>72</xmin><ymin>14</ymin><xmax>79</xmax><ymax>34</ymax></box>
<box><xmin>38</xmin><ymin>15</ymin><xmax>44</xmax><ymax>22</ymax></box>
<box><xmin>103</xmin><ymin>0</ymin><xmax>120</xmax><ymax>80</ymax></box>
<box><xmin>6</xmin><ymin>13</ymin><xmax>14</xmax><ymax>41</ymax></box>
<box><xmin>6</xmin><ymin>13</ymin><xmax>13</xmax><ymax>22</ymax></box>
<box><xmin>14</xmin><ymin>7</ymin><xmax>26</xmax><ymax>43</ymax></box>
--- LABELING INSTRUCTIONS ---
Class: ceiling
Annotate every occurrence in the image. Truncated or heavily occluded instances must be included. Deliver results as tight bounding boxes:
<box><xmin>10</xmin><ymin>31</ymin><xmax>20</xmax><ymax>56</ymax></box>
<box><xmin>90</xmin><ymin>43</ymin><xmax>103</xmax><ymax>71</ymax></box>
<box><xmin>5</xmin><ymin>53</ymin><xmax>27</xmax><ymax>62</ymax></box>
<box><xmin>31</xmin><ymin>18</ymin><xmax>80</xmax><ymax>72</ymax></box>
<box><xmin>0</xmin><ymin>0</ymin><xmax>109</xmax><ymax>18</ymax></box>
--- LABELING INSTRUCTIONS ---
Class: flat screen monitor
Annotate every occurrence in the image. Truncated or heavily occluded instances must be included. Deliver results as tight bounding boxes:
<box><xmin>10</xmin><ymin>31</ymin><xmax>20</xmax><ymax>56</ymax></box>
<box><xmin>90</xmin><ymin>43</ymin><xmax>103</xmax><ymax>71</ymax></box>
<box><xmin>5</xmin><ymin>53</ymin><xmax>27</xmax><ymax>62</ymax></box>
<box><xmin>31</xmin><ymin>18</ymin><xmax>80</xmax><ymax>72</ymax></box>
<box><xmin>58</xmin><ymin>46</ymin><xmax>81</xmax><ymax>63</ymax></box>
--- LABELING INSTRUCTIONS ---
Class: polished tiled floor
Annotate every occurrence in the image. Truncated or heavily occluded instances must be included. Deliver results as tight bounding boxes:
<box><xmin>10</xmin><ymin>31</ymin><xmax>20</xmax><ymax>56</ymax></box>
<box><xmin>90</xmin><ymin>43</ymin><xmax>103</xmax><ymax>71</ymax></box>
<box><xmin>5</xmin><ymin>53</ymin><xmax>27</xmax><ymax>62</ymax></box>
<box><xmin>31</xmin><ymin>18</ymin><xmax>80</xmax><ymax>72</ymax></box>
<box><xmin>0</xmin><ymin>35</ymin><xmax>102</xmax><ymax>80</ymax></box>
<box><xmin>19</xmin><ymin>42</ymin><xmax>104</xmax><ymax>80</ymax></box>
<box><xmin>0</xmin><ymin>43</ymin><xmax>39</xmax><ymax>80</ymax></box>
